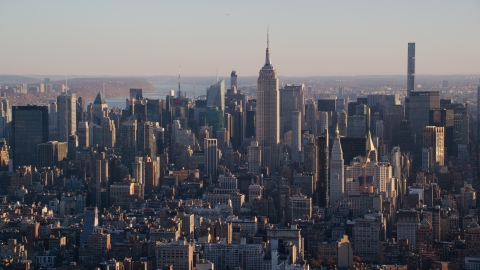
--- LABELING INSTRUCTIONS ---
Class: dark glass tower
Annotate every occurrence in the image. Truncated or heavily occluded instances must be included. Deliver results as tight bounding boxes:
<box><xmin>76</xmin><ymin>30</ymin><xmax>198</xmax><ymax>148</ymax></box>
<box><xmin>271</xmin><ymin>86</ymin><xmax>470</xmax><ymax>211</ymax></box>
<box><xmin>12</xmin><ymin>106</ymin><xmax>49</xmax><ymax>168</ymax></box>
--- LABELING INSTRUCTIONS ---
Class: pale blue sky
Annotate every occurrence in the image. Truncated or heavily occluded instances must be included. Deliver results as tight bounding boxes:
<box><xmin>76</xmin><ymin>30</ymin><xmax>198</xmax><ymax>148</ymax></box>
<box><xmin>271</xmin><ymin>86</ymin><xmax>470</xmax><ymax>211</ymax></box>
<box><xmin>0</xmin><ymin>1</ymin><xmax>478</xmax><ymax>76</ymax></box>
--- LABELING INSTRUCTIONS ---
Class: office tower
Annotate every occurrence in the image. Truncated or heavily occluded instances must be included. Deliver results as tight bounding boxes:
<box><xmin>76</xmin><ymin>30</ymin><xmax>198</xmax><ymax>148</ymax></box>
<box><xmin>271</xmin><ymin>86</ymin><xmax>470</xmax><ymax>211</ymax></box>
<box><xmin>280</xmin><ymin>84</ymin><xmax>305</xmax><ymax>137</ymax></box>
<box><xmin>305</xmin><ymin>99</ymin><xmax>318</xmax><ymax>135</ymax></box>
<box><xmin>92</xmin><ymin>92</ymin><xmax>108</xmax><ymax>125</ymax></box>
<box><xmin>137</xmin><ymin>121</ymin><xmax>156</xmax><ymax>159</ymax></box>
<box><xmin>384</xmin><ymin>105</ymin><xmax>405</xmax><ymax>148</ymax></box>
<box><xmin>409</xmin><ymin>91</ymin><xmax>440</xmax><ymax>147</ymax></box>
<box><xmin>288</xmin><ymin>195</ymin><xmax>312</xmax><ymax>222</ymax></box>
<box><xmin>204</xmin><ymin>138</ymin><xmax>218</xmax><ymax>182</ymax></box>
<box><xmin>48</xmin><ymin>102</ymin><xmax>58</xmax><ymax>141</ymax></box>
<box><xmin>77</xmin><ymin>121</ymin><xmax>89</xmax><ymax>147</ymax></box>
<box><xmin>423</xmin><ymin>126</ymin><xmax>444</xmax><ymax>169</ymax></box>
<box><xmin>207</xmin><ymin>79</ymin><xmax>225</xmax><ymax>111</ymax></box>
<box><xmin>407</xmin><ymin>42</ymin><xmax>415</xmax><ymax>95</ymax></box>
<box><xmin>0</xmin><ymin>99</ymin><xmax>9</xmax><ymax>139</ymax></box>
<box><xmin>330</xmin><ymin>128</ymin><xmax>344</xmax><ymax>206</ymax></box>
<box><xmin>230</xmin><ymin>70</ymin><xmax>238</xmax><ymax>93</ymax></box>
<box><xmin>340</xmin><ymin>137</ymin><xmax>366</xmax><ymax>165</ymax></box>
<box><xmin>0</xmin><ymin>140</ymin><xmax>8</xmax><ymax>171</ymax></box>
<box><xmin>131</xmin><ymin>157</ymin><xmax>144</xmax><ymax>199</ymax></box>
<box><xmin>120</xmin><ymin>120</ymin><xmax>137</xmax><ymax>168</ymax></box>
<box><xmin>129</xmin><ymin>88</ymin><xmax>143</xmax><ymax>100</ymax></box>
<box><xmin>338</xmin><ymin>110</ymin><xmax>347</xmax><ymax>137</ymax></box>
<box><xmin>77</xmin><ymin>96</ymin><xmax>85</xmax><ymax>123</ymax></box>
<box><xmin>144</xmin><ymin>156</ymin><xmax>159</xmax><ymax>194</ymax></box>
<box><xmin>81</xmin><ymin>207</ymin><xmax>99</xmax><ymax>245</ymax></box>
<box><xmin>57</xmin><ymin>93</ymin><xmax>76</xmax><ymax>142</ymax></box>
<box><xmin>248</xmin><ymin>141</ymin><xmax>262</xmax><ymax>175</ymax></box>
<box><xmin>318</xmin><ymin>96</ymin><xmax>336</xmax><ymax>112</ymax></box>
<box><xmin>101</xmin><ymin>117</ymin><xmax>116</xmax><ymax>148</ymax></box>
<box><xmin>37</xmin><ymin>141</ymin><xmax>67</xmax><ymax>168</ymax></box>
<box><xmin>156</xmin><ymin>242</ymin><xmax>194</xmax><ymax>270</ymax></box>
<box><xmin>12</xmin><ymin>106</ymin><xmax>49</xmax><ymax>168</ymax></box>
<box><xmin>291</xmin><ymin>111</ymin><xmax>301</xmax><ymax>162</ymax></box>
<box><xmin>216</xmin><ymin>128</ymin><xmax>228</xmax><ymax>155</ymax></box>
<box><xmin>256</xmin><ymin>34</ymin><xmax>280</xmax><ymax>172</ymax></box>
<box><xmin>96</xmin><ymin>156</ymin><xmax>109</xmax><ymax>209</ymax></box>
<box><xmin>205</xmin><ymin>106</ymin><xmax>224</xmax><ymax>134</ymax></box>
<box><xmin>347</xmin><ymin>115</ymin><xmax>367</xmax><ymax>137</ymax></box>
<box><xmin>303</xmin><ymin>134</ymin><xmax>317</xmax><ymax>180</ymax></box>
<box><xmin>317</xmin><ymin>132</ymin><xmax>329</xmax><ymax>207</ymax></box>
<box><xmin>68</xmin><ymin>135</ymin><xmax>77</xmax><ymax>160</ymax></box>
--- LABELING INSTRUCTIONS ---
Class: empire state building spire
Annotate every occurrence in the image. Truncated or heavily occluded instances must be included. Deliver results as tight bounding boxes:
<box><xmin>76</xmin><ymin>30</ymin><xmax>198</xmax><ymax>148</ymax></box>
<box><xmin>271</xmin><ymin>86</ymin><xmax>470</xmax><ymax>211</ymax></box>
<box><xmin>265</xmin><ymin>29</ymin><xmax>272</xmax><ymax>66</ymax></box>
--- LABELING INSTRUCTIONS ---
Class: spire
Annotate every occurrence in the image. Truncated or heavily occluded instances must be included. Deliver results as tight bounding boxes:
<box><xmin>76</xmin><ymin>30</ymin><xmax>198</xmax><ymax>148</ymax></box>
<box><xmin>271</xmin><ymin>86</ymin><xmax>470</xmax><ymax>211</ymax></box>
<box><xmin>335</xmin><ymin>124</ymin><xmax>340</xmax><ymax>138</ymax></box>
<box><xmin>94</xmin><ymin>92</ymin><xmax>106</xmax><ymax>105</ymax></box>
<box><xmin>265</xmin><ymin>28</ymin><xmax>271</xmax><ymax>66</ymax></box>
<box><xmin>177</xmin><ymin>64</ymin><xmax>182</xmax><ymax>98</ymax></box>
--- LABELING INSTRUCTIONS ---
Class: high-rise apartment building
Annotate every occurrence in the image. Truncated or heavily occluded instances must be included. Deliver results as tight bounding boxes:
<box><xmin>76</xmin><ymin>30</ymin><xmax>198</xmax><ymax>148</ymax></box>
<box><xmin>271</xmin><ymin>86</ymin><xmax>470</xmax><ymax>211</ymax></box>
<box><xmin>407</xmin><ymin>42</ymin><xmax>415</xmax><ymax>95</ymax></box>
<box><xmin>57</xmin><ymin>93</ymin><xmax>76</xmax><ymax>142</ymax></box>
<box><xmin>256</xmin><ymin>35</ymin><xmax>280</xmax><ymax>172</ymax></box>
<box><xmin>12</xmin><ymin>106</ymin><xmax>49</xmax><ymax>168</ymax></box>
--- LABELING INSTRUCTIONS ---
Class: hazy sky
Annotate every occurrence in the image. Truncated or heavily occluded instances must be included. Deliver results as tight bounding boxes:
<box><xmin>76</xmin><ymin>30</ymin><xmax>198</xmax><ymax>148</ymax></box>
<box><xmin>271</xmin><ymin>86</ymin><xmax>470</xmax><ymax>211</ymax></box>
<box><xmin>0</xmin><ymin>1</ymin><xmax>479</xmax><ymax>77</ymax></box>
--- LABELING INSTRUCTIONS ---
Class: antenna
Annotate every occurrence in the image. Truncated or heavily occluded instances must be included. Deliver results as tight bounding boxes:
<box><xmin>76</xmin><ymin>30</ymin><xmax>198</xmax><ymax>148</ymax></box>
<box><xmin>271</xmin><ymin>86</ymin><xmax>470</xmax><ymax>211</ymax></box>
<box><xmin>267</xmin><ymin>27</ymin><xmax>269</xmax><ymax>48</ymax></box>
<box><xmin>102</xmin><ymin>83</ymin><xmax>105</xmax><ymax>98</ymax></box>
<box><xmin>178</xmin><ymin>64</ymin><xmax>181</xmax><ymax>98</ymax></box>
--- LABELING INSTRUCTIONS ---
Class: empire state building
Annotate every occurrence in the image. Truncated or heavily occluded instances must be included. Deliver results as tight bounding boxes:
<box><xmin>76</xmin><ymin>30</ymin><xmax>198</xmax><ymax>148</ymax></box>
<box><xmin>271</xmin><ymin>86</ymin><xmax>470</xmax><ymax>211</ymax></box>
<box><xmin>256</xmin><ymin>34</ymin><xmax>280</xmax><ymax>172</ymax></box>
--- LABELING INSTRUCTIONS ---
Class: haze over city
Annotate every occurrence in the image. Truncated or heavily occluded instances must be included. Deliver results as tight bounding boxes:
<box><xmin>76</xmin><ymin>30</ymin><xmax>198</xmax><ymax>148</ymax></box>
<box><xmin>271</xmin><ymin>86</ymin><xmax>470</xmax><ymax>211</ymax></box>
<box><xmin>1</xmin><ymin>0</ymin><xmax>479</xmax><ymax>76</ymax></box>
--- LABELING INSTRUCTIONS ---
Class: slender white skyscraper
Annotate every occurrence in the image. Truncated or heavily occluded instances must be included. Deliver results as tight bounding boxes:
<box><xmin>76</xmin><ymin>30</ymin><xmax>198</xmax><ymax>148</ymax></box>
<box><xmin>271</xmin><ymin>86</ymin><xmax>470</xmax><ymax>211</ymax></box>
<box><xmin>291</xmin><ymin>110</ymin><xmax>301</xmax><ymax>162</ymax></box>
<box><xmin>330</xmin><ymin>127</ymin><xmax>344</xmax><ymax>206</ymax></box>
<box><xmin>256</xmin><ymin>32</ymin><xmax>280</xmax><ymax>172</ymax></box>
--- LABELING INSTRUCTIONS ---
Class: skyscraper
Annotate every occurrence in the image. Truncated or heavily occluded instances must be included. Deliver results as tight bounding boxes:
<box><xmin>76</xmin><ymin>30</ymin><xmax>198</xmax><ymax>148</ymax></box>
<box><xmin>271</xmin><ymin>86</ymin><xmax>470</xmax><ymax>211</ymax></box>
<box><xmin>280</xmin><ymin>84</ymin><xmax>305</xmax><ymax>137</ymax></box>
<box><xmin>12</xmin><ymin>106</ymin><xmax>49</xmax><ymax>168</ymax></box>
<box><xmin>81</xmin><ymin>207</ymin><xmax>99</xmax><ymax>245</ymax></box>
<box><xmin>120</xmin><ymin>120</ymin><xmax>137</xmax><ymax>168</ymax></box>
<box><xmin>207</xmin><ymin>79</ymin><xmax>225</xmax><ymax>111</ymax></box>
<box><xmin>409</xmin><ymin>91</ymin><xmax>440</xmax><ymax>148</ymax></box>
<box><xmin>57</xmin><ymin>93</ymin><xmax>77</xmax><ymax>142</ymax></box>
<box><xmin>291</xmin><ymin>110</ymin><xmax>301</xmax><ymax>162</ymax></box>
<box><xmin>37</xmin><ymin>141</ymin><xmax>67</xmax><ymax>168</ymax></box>
<box><xmin>92</xmin><ymin>92</ymin><xmax>108</xmax><ymax>125</ymax></box>
<box><xmin>204</xmin><ymin>138</ymin><xmax>219</xmax><ymax>182</ymax></box>
<box><xmin>407</xmin><ymin>42</ymin><xmax>415</xmax><ymax>95</ymax></box>
<box><xmin>230</xmin><ymin>70</ymin><xmax>238</xmax><ymax>93</ymax></box>
<box><xmin>256</xmin><ymin>33</ymin><xmax>280</xmax><ymax>172</ymax></box>
<box><xmin>330</xmin><ymin>128</ymin><xmax>344</xmax><ymax>206</ymax></box>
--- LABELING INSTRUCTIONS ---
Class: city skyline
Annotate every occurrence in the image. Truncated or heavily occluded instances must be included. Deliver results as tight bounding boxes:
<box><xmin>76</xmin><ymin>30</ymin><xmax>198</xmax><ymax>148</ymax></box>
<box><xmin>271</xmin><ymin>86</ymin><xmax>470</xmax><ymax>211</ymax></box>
<box><xmin>1</xmin><ymin>1</ymin><xmax>479</xmax><ymax>77</ymax></box>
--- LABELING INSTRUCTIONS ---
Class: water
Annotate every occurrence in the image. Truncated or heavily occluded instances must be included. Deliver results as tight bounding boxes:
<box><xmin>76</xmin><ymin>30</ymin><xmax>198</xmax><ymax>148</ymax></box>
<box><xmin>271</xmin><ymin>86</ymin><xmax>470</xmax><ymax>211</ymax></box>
<box><xmin>87</xmin><ymin>81</ymin><xmax>211</xmax><ymax>109</ymax></box>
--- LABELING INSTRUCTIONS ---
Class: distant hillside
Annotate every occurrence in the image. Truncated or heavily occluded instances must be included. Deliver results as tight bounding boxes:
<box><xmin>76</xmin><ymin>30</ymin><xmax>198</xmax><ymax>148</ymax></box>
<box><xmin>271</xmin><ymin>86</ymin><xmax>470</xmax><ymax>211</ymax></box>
<box><xmin>0</xmin><ymin>75</ymin><xmax>41</xmax><ymax>84</ymax></box>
